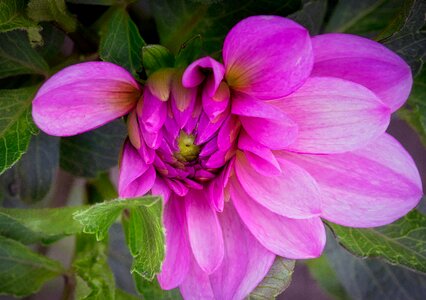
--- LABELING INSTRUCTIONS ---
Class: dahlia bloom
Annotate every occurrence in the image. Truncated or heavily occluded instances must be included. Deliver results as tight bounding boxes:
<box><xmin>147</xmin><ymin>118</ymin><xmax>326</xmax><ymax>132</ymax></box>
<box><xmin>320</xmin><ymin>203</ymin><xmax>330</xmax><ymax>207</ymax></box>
<box><xmin>32</xmin><ymin>15</ymin><xmax>422</xmax><ymax>300</ymax></box>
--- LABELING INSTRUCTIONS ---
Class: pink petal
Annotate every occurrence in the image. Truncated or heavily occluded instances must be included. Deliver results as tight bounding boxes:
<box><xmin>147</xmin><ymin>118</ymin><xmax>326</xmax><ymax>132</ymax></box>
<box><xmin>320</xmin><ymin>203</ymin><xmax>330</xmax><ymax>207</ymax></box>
<box><xmin>127</xmin><ymin>110</ymin><xmax>141</xmax><ymax>150</ymax></box>
<box><xmin>118</xmin><ymin>140</ymin><xmax>149</xmax><ymax>196</ymax></box>
<box><xmin>210</xmin><ymin>202</ymin><xmax>275</xmax><ymax>300</ymax></box>
<box><xmin>311</xmin><ymin>33</ymin><xmax>412</xmax><ymax>112</ymax></box>
<box><xmin>185</xmin><ymin>190</ymin><xmax>224</xmax><ymax>274</ymax></box>
<box><xmin>139</xmin><ymin>89</ymin><xmax>167</xmax><ymax>133</ymax></box>
<box><xmin>238</xmin><ymin>131</ymin><xmax>281</xmax><ymax>176</ymax></box>
<box><xmin>158</xmin><ymin>197</ymin><xmax>191</xmax><ymax>289</ymax></box>
<box><xmin>217</xmin><ymin>115</ymin><xmax>241</xmax><ymax>151</ymax></box>
<box><xmin>279</xmin><ymin>134</ymin><xmax>423</xmax><ymax>227</ymax></box>
<box><xmin>223</xmin><ymin>16</ymin><xmax>313</xmax><ymax>100</ymax></box>
<box><xmin>232</xmin><ymin>93</ymin><xmax>298</xmax><ymax>150</ymax></box>
<box><xmin>230</xmin><ymin>176</ymin><xmax>326</xmax><ymax>258</ymax></box>
<box><xmin>273</xmin><ymin>77</ymin><xmax>391</xmax><ymax>154</ymax></box>
<box><xmin>165</xmin><ymin>178</ymin><xmax>189</xmax><ymax>197</ymax></box>
<box><xmin>180</xmin><ymin>255</ymin><xmax>215</xmax><ymax>300</ymax></box>
<box><xmin>119</xmin><ymin>165</ymin><xmax>156</xmax><ymax>198</ymax></box>
<box><xmin>195</xmin><ymin>109</ymin><xmax>229</xmax><ymax>145</ymax></box>
<box><xmin>33</xmin><ymin>62</ymin><xmax>140</xmax><ymax>136</ymax></box>
<box><xmin>207</xmin><ymin>162</ymin><xmax>232</xmax><ymax>212</ymax></box>
<box><xmin>171</xmin><ymin>73</ymin><xmax>197</xmax><ymax>128</ymax></box>
<box><xmin>235</xmin><ymin>151</ymin><xmax>321</xmax><ymax>219</ymax></box>
<box><xmin>151</xmin><ymin>177</ymin><xmax>171</xmax><ymax>204</ymax></box>
<box><xmin>202</xmin><ymin>80</ymin><xmax>230</xmax><ymax>120</ymax></box>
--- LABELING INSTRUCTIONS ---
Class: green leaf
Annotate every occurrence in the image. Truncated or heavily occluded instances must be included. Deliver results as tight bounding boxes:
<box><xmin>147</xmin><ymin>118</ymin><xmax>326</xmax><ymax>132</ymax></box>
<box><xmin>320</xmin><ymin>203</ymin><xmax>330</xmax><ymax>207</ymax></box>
<box><xmin>325</xmin><ymin>229</ymin><xmax>426</xmax><ymax>300</ymax></box>
<box><xmin>398</xmin><ymin>67</ymin><xmax>426</xmax><ymax>147</ymax></box>
<box><xmin>248</xmin><ymin>257</ymin><xmax>295</xmax><ymax>299</ymax></box>
<box><xmin>74</xmin><ymin>196</ymin><xmax>165</xmax><ymax>284</ymax></box>
<box><xmin>0</xmin><ymin>86</ymin><xmax>40</xmax><ymax>175</ymax></box>
<box><xmin>73</xmin><ymin>234</ymin><xmax>115</xmax><ymax>300</ymax></box>
<box><xmin>0</xmin><ymin>236</ymin><xmax>64</xmax><ymax>297</ymax></box>
<box><xmin>0</xmin><ymin>206</ymin><xmax>84</xmax><ymax>244</ymax></box>
<box><xmin>86</xmin><ymin>172</ymin><xmax>118</xmax><ymax>204</ymax></box>
<box><xmin>67</xmin><ymin>0</ymin><xmax>117</xmax><ymax>5</ymax></box>
<box><xmin>289</xmin><ymin>0</ymin><xmax>327</xmax><ymax>35</ymax></box>
<box><xmin>142</xmin><ymin>44</ymin><xmax>175</xmax><ymax>76</ymax></box>
<box><xmin>27</xmin><ymin>0</ymin><xmax>77</xmax><ymax>32</ymax></box>
<box><xmin>383</xmin><ymin>0</ymin><xmax>426</xmax><ymax>75</ymax></box>
<box><xmin>327</xmin><ymin>210</ymin><xmax>426</xmax><ymax>273</ymax></box>
<box><xmin>0</xmin><ymin>0</ymin><xmax>42</xmax><ymax>45</ymax></box>
<box><xmin>60</xmin><ymin>120</ymin><xmax>127</xmax><ymax>178</ymax></box>
<box><xmin>0</xmin><ymin>132</ymin><xmax>59</xmax><ymax>203</ymax></box>
<box><xmin>108</xmin><ymin>223</ymin><xmax>180</xmax><ymax>298</ymax></box>
<box><xmin>133</xmin><ymin>272</ymin><xmax>182</xmax><ymax>299</ymax></box>
<box><xmin>73</xmin><ymin>196</ymin><xmax>161</xmax><ymax>241</ymax></box>
<box><xmin>0</xmin><ymin>30</ymin><xmax>49</xmax><ymax>78</ymax></box>
<box><xmin>150</xmin><ymin>0</ymin><xmax>301</xmax><ymax>54</ymax></box>
<box><xmin>325</xmin><ymin>0</ymin><xmax>408</xmax><ymax>37</ymax></box>
<box><xmin>99</xmin><ymin>7</ymin><xmax>146</xmax><ymax>76</ymax></box>
<box><xmin>115</xmin><ymin>288</ymin><xmax>140</xmax><ymax>300</ymax></box>
<box><xmin>305</xmin><ymin>256</ymin><xmax>350</xmax><ymax>300</ymax></box>
<box><xmin>122</xmin><ymin>203</ymin><xmax>165</xmax><ymax>280</ymax></box>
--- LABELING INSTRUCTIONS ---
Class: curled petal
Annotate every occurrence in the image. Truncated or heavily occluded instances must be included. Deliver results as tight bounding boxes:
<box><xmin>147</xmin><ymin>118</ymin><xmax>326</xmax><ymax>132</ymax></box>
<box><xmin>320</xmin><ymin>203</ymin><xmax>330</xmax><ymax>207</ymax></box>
<box><xmin>223</xmin><ymin>16</ymin><xmax>313</xmax><ymax>99</ymax></box>
<box><xmin>273</xmin><ymin>77</ymin><xmax>391</xmax><ymax>154</ymax></box>
<box><xmin>311</xmin><ymin>33</ymin><xmax>412</xmax><ymax>112</ymax></box>
<box><xmin>230</xmin><ymin>176</ymin><xmax>326</xmax><ymax>258</ymax></box>
<box><xmin>279</xmin><ymin>134</ymin><xmax>423</xmax><ymax>227</ymax></box>
<box><xmin>182</xmin><ymin>56</ymin><xmax>225</xmax><ymax>93</ymax></box>
<box><xmin>33</xmin><ymin>62</ymin><xmax>140</xmax><ymax>136</ymax></box>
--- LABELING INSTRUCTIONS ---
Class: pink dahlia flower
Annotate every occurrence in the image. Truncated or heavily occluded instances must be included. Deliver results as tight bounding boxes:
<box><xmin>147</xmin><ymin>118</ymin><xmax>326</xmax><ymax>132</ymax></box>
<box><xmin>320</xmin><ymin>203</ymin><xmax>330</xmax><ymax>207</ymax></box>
<box><xmin>32</xmin><ymin>15</ymin><xmax>422</xmax><ymax>300</ymax></box>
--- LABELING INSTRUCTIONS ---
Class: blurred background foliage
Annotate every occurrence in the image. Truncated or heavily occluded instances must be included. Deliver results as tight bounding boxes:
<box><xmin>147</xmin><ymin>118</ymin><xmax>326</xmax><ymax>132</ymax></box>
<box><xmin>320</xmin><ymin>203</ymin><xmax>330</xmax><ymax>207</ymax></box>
<box><xmin>0</xmin><ymin>0</ymin><xmax>425</xmax><ymax>299</ymax></box>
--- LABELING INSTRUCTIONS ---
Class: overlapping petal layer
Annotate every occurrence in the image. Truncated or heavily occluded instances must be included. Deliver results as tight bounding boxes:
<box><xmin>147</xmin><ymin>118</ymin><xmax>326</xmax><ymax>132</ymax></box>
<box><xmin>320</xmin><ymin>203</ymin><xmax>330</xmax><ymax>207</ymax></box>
<box><xmin>278</xmin><ymin>134</ymin><xmax>423</xmax><ymax>227</ymax></box>
<box><xmin>311</xmin><ymin>33</ymin><xmax>412</xmax><ymax>112</ymax></box>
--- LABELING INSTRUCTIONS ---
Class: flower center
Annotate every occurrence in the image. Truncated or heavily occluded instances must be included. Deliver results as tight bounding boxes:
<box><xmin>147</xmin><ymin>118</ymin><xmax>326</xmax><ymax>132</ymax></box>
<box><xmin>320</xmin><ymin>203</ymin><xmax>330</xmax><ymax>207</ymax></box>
<box><xmin>175</xmin><ymin>131</ymin><xmax>200</xmax><ymax>162</ymax></box>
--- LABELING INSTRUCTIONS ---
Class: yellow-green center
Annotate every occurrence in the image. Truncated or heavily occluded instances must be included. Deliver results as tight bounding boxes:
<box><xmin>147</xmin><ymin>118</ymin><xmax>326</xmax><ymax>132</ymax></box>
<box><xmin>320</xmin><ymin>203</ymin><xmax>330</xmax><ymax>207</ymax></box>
<box><xmin>175</xmin><ymin>131</ymin><xmax>200</xmax><ymax>162</ymax></box>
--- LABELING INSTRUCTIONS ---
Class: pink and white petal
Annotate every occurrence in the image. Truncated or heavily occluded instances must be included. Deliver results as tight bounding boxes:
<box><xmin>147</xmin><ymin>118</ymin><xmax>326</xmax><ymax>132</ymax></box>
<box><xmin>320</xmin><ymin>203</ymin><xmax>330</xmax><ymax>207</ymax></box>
<box><xmin>33</xmin><ymin>62</ymin><xmax>140</xmax><ymax>136</ymax></box>
<box><xmin>230</xmin><ymin>176</ymin><xmax>326</xmax><ymax>259</ymax></box>
<box><xmin>278</xmin><ymin>133</ymin><xmax>423</xmax><ymax>227</ymax></box>
<box><xmin>238</xmin><ymin>131</ymin><xmax>281</xmax><ymax>176</ymax></box>
<box><xmin>232</xmin><ymin>93</ymin><xmax>298</xmax><ymax>149</ymax></box>
<box><xmin>312</xmin><ymin>33</ymin><xmax>412</xmax><ymax>112</ymax></box>
<box><xmin>185</xmin><ymin>190</ymin><xmax>225</xmax><ymax>273</ymax></box>
<box><xmin>224</xmin><ymin>16</ymin><xmax>313</xmax><ymax>100</ymax></box>
<box><xmin>35</xmin><ymin>62</ymin><xmax>139</xmax><ymax>96</ymax></box>
<box><xmin>119</xmin><ymin>165</ymin><xmax>156</xmax><ymax>198</ymax></box>
<box><xmin>118</xmin><ymin>140</ymin><xmax>149</xmax><ymax>196</ymax></box>
<box><xmin>180</xmin><ymin>256</ymin><xmax>215</xmax><ymax>300</ymax></box>
<box><xmin>235</xmin><ymin>152</ymin><xmax>321</xmax><ymax>219</ymax></box>
<box><xmin>158</xmin><ymin>197</ymin><xmax>191</xmax><ymax>289</ymax></box>
<box><xmin>274</xmin><ymin>77</ymin><xmax>391</xmax><ymax>154</ymax></box>
<box><xmin>209</xmin><ymin>201</ymin><xmax>275</xmax><ymax>300</ymax></box>
<box><xmin>182</xmin><ymin>56</ymin><xmax>225</xmax><ymax>93</ymax></box>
